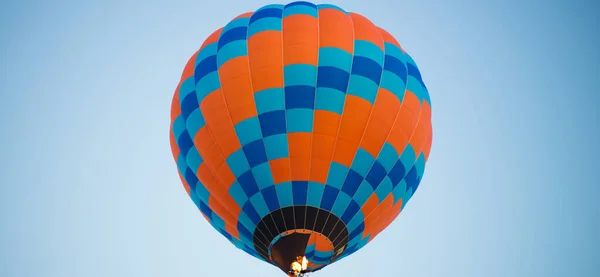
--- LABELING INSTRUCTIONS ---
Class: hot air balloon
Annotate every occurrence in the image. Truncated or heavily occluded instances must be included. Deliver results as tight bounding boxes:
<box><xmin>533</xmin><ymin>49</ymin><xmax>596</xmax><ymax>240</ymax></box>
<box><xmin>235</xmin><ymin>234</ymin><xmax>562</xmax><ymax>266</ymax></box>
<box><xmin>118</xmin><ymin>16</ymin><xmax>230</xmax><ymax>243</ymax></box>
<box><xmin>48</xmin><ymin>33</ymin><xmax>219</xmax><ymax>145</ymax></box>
<box><xmin>169</xmin><ymin>1</ymin><xmax>432</xmax><ymax>276</ymax></box>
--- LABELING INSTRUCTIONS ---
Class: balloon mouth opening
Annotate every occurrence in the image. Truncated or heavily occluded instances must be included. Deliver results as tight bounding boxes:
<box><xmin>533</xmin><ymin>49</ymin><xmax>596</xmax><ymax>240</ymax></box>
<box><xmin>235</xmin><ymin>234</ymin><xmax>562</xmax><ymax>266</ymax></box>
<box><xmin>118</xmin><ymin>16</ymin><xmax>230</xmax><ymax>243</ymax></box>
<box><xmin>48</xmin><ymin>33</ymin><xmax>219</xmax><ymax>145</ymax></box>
<box><xmin>269</xmin><ymin>230</ymin><xmax>312</xmax><ymax>273</ymax></box>
<box><xmin>268</xmin><ymin>229</ymin><xmax>334</xmax><ymax>254</ymax></box>
<box><xmin>251</xmin><ymin>206</ymin><xmax>349</xmax><ymax>274</ymax></box>
<box><xmin>268</xmin><ymin>229</ymin><xmax>334</xmax><ymax>274</ymax></box>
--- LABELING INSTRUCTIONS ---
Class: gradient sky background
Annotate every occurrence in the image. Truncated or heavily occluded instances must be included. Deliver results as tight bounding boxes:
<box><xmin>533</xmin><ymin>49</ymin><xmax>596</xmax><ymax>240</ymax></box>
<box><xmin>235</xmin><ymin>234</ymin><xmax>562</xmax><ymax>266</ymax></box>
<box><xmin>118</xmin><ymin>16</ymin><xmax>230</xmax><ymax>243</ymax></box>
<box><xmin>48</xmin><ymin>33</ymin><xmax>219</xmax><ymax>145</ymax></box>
<box><xmin>1</xmin><ymin>0</ymin><xmax>599</xmax><ymax>276</ymax></box>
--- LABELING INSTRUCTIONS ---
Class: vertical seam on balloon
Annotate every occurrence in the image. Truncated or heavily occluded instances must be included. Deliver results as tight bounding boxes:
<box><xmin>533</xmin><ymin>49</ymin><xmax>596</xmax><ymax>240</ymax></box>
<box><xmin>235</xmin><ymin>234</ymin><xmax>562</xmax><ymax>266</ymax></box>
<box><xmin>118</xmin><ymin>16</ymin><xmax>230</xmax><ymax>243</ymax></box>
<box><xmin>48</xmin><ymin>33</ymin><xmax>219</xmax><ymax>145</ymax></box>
<box><xmin>171</xmin><ymin>113</ymin><xmax>193</xmax><ymax>198</ymax></box>
<box><xmin>170</xmin><ymin>85</ymin><xmax>183</xmax><ymax>166</ymax></box>
<box><xmin>364</xmin><ymin>110</ymin><xmax>429</xmax><ymax>242</ymax></box>
<box><xmin>332</xmin><ymin>52</ymin><xmax>426</xmax><ymax>247</ymax></box>
<box><xmin>317</xmin><ymin>10</ymin><xmax>356</xmax><ymax>235</ymax></box>
<box><xmin>304</xmin><ymin>4</ymin><xmax>320</xmax><ymax>231</ymax></box>
<box><xmin>179</xmin><ymin>79</ymin><xmax>242</xmax><ymax>244</ymax></box>
<box><xmin>244</xmin><ymin>9</ymin><xmax>286</xmax><ymax>240</ymax></box>
<box><xmin>366</xmin><ymin>54</ymin><xmax>428</xmax><ymax>208</ymax></box>
<box><xmin>175</xmin><ymin>48</ymin><xmax>244</xmax><ymax>236</ymax></box>
<box><xmin>329</xmin><ymin>29</ymin><xmax>412</xmax><ymax>245</ymax></box>
<box><xmin>280</xmin><ymin>5</ymin><xmax>296</xmax><ymax>231</ymax></box>
<box><xmin>273</xmin><ymin>6</ymin><xmax>290</xmax><ymax>233</ymax></box>
<box><xmin>324</xmin><ymin>15</ymin><xmax>386</xmax><ymax>240</ymax></box>
<box><xmin>213</xmin><ymin>19</ymin><xmax>275</xmax><ymax>243</ymax></box>
<box><xmin>421</xmin><ymin>127</ymin><xmax>433</xmax><ymax>173</ymax></box>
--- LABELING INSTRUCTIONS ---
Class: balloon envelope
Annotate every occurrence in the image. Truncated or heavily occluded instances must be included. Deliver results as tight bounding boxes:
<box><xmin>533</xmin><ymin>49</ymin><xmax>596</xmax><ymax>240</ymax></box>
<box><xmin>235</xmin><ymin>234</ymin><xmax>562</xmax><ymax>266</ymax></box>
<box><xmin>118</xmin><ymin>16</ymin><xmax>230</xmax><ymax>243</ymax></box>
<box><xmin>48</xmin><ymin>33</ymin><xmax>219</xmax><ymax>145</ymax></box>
<box><xmin>169</xmin><ymin>1</ymin><xmax>432</xmax><ymax>274</ymax></box>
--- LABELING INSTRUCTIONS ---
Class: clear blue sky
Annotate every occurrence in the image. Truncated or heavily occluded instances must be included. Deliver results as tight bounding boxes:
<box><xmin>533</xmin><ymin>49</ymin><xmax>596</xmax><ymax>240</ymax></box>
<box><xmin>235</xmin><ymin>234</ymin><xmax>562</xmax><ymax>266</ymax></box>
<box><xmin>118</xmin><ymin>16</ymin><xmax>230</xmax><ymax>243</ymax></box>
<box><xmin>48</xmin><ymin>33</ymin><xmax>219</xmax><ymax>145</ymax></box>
<box><xmin>1</xmin><ymin>0</ymin><xmax>599</xmax><ymax>276</ymax></box>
